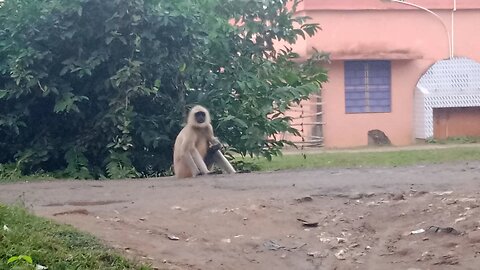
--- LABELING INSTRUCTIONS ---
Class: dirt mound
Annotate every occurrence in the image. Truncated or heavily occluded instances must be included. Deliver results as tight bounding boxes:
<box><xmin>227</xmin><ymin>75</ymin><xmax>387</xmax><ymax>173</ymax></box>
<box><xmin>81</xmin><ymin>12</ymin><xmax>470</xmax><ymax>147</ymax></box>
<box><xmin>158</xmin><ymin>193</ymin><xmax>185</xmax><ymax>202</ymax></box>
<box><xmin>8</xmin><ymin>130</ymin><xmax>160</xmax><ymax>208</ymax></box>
<box><xmin>1</xmin><ymin>162</ymin><xmax>479</xmax><ymax>269</ymax></box>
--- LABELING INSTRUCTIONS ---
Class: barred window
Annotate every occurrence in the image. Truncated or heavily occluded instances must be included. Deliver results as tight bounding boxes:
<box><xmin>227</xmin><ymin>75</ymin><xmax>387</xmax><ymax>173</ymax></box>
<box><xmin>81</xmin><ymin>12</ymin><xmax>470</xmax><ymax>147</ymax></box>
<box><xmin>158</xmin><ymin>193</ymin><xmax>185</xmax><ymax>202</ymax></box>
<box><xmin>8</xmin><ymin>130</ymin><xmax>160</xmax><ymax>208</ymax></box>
<box><xmin>345</xmin><ymin>60</ymin><xmax>391</xmax><ymax>113</ymax></box>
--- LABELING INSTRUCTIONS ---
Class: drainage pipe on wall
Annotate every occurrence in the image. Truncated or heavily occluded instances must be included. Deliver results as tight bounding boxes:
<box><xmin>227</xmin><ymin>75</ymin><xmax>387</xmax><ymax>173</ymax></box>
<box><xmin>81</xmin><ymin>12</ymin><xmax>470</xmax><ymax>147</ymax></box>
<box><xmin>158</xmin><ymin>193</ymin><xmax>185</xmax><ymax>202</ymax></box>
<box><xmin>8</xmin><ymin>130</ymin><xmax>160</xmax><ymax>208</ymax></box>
<box><xmin>451</xmin><ymin>0</ymin><xmax>456</xmax><ymax>58</ymax></box>
<box><xmin>383</xmin><ymin>0</ymin><xmax>453</xmax><ymax>59</ymax></box>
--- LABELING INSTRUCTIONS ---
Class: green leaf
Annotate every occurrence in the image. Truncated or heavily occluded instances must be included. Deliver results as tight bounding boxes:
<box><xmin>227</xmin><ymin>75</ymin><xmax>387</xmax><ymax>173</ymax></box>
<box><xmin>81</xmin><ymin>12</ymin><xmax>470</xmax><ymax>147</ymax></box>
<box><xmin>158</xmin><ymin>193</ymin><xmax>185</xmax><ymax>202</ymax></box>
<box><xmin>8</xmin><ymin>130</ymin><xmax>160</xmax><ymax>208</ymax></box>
<box><xmin>19</xmin><ymin>255</ymin><xmax>33</xmax><ymax>264</ymax></box>
<box><xmin>118</xmin><ymin>36</ymin><xmax>127</xmax><ymax>45</ymax></box>
<box><xmin>7</xmin><ymin>256</ymin><xmax>18</xmax><ymax>264</ymax></box>
<box><xmin>0</xmin><ymin>90</ymin><xmax>8</xmax><ymax>99</ymax></box>
<box><xmin>8</xmin><ymin>255</ymin><xmax>33</xmax><ymax>264</ymax></box>
<box><xmin>54</xmin><ymin>92</ymin><xmax>75</xmax><ymax>113</ymax></box>
<box><xmin>179</xmin><ymin>63</ymin><xmax>186</xmax><ymax>72</ymax></box>
<box><xmin>106</xmin><ymin>36</ymin><xmax>114</xmax><ymax>45</ymax></box>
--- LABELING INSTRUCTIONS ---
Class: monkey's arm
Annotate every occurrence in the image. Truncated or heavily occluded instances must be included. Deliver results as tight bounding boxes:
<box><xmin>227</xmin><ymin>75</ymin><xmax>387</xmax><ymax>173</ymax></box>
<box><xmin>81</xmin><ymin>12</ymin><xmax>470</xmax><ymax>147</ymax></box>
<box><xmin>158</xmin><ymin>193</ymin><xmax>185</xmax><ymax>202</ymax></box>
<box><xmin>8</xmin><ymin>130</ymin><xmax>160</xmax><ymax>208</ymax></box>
<box><xmin>206</xmin><ymin>124</ymin><xmax>221</xmax><ymax>146</ymax></box>
<box><xmin>184</xmin><ymin>152</ymin><xmax>201</xmax><ymax>177</ymax></box>
<box><xmin>180</xmin><ymin>140</ymin><xmax>203</xmax><ymax>177</ymax></box>
<box><xmin>211</xmin><ymin>151</ymin><xmax>236</xmax><ymax>174</ymax></box>
<box><xmin>203</xmin><ymin>124</ymin><xmax>235</xmax><ymax>174</ymax></box>
<box><xmin>191</xmin><ymin>148</ymin><xmax>210</xmax><ymax>175</ymax></box>
<box><xmin>203</xmin><ymin>136</ymin><xmax>236</xmax><ymax>174</ymax></box>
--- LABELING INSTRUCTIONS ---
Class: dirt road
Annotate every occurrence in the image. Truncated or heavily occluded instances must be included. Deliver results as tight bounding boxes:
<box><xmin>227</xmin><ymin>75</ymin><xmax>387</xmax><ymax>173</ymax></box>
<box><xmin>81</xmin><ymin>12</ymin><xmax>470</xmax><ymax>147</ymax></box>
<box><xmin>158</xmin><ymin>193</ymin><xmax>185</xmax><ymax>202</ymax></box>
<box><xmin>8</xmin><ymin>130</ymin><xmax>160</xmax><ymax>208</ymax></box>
<box><xmin>1</xmin><ymin>162</ymin><xmax>480</xmax><ymax>270</ymax></box>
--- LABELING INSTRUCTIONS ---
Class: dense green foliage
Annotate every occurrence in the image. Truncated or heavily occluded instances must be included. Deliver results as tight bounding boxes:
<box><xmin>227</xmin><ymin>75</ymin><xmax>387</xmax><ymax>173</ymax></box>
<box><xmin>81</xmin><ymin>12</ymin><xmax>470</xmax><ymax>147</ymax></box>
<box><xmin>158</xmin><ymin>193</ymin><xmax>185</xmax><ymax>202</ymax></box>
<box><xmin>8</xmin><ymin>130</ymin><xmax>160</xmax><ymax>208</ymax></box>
<box><xmin>0</xmin><ymin>0</ymin><xmax>327</xmax><ymax>179</ymax></box>
<box><xmin>0</xmin><ymin>205</ymin><xmax>152</xmax><ymax>269</ymax></box>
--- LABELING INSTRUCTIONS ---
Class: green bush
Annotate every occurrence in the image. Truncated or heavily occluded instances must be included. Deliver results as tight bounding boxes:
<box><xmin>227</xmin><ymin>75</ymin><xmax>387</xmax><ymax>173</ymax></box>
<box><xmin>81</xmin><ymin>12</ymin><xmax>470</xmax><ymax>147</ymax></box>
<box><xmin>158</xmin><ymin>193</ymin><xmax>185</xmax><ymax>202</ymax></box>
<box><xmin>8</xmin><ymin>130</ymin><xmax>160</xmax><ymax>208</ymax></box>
<box><xmin>0</xmin><ymin>0</ymin><xmax>327</xmax><ymax>179</ymax></box>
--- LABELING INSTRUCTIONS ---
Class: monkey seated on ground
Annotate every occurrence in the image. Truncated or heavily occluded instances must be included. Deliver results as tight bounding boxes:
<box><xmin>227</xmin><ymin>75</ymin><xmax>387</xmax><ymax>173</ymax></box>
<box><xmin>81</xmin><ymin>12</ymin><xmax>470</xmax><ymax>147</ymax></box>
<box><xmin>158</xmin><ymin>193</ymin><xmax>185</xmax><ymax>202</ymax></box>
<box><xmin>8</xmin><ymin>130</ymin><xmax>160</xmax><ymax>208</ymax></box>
<box><xmin>173</xmin><ymin>105</ymin><xmax>236</xmax><ymax>179</ymax></box>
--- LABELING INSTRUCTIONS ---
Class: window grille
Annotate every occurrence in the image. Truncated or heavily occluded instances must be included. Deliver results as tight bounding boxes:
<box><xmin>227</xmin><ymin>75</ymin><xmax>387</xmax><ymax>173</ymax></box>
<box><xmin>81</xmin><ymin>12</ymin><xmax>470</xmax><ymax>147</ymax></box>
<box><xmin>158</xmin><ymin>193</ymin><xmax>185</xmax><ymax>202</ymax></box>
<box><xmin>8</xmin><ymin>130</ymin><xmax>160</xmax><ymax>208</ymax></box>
<box><xmin>345</xmin><ymin>60</ymin><xmax>391</xmax><ymax>113</ymax></box>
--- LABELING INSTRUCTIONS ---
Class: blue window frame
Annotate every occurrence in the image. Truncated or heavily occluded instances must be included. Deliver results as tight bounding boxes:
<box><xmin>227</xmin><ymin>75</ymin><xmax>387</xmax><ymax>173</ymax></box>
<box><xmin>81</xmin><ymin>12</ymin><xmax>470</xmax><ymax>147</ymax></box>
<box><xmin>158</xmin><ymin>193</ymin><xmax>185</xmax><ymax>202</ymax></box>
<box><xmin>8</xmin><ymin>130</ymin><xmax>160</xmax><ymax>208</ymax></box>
<box><xmin>344</xmin><ymin>60</ymin><xmax>391</xmax><ymax>113</ymax></box>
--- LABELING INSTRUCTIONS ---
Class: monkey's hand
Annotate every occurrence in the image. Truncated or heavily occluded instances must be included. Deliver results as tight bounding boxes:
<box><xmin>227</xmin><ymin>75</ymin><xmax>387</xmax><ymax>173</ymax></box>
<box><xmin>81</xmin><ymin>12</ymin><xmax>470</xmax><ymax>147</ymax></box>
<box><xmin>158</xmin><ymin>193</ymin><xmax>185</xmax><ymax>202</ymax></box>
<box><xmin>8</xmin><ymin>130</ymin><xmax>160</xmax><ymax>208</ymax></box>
<box><xmin>208</xmin><ymin>142</ymin><xmax>222</xmax><ymax>153</ymax></box>
<box><xmin>207</xmin><ymin>137</ymin><xmax>222</xmax><ymax>153</ymax></box>
<box><xmin>210</xmin><ymin>137</ymin><xmax>221</xmax><ymax>146</ymax></box>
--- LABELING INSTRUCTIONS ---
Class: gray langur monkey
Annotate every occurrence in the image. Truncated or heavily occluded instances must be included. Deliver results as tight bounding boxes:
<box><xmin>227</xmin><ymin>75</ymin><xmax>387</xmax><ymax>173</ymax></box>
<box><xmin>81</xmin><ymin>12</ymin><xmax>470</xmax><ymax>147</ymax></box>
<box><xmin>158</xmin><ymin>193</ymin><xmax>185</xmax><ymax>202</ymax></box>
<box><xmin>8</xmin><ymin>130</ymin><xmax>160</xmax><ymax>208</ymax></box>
<box><xmin>173</xmin><ymin>105</ymin><xmax>236</xmax><ymax>179</ymax></box>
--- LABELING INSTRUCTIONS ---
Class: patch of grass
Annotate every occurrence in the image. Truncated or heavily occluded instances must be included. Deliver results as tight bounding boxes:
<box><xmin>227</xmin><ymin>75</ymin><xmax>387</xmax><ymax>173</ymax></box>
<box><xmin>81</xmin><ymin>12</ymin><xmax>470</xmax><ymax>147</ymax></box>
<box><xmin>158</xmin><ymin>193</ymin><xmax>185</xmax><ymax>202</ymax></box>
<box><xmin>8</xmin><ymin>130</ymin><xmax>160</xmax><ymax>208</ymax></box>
<box><xmin>246</xmin><ymin>146</ymin><xmax>480</xmax><ymax>171</ymax></box>
<box><xmin>427</xmin><ymin>136</ymin><xmax>480</xmax><ymax>144</ymax></box>
<box><xmin>0</xmin><ymin>205</ymin><xmax>152</xmax><ymax>270</ymax></box>
<box><xmin>0</xmin><ymin>174</ymin><xmax>56</xmax><ymax>184</ymax></box>
<box><xmin>0</xmin><ymin>163</ymin><xmax>57</xmax><ymax>183</ymax></box>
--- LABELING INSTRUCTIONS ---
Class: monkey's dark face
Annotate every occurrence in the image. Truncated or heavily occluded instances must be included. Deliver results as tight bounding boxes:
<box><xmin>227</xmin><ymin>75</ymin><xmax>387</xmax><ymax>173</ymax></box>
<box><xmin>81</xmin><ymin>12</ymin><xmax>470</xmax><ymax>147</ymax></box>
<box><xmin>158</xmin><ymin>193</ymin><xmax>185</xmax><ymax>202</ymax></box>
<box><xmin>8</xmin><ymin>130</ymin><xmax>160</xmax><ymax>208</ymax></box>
<box><xmin>194</xmin><ymin>111</ymin><xmax>206</xmax><ymax>124</ymax></box>
<box><xmin>188</xmin><ymin>105</ymin><xmax>210</xmax><ymax>128</ymax></box>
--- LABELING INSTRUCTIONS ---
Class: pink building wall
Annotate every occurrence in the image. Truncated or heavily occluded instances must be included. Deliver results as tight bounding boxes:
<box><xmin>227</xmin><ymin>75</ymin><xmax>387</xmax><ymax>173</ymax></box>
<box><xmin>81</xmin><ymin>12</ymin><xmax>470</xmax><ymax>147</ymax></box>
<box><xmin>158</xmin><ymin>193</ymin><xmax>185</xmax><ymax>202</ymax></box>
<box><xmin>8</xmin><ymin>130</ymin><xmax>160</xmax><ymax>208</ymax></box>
<box><xmin>289</xmin><ymin>0</ymin><xmax>480</xmax><ymax>148</ymax></box>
